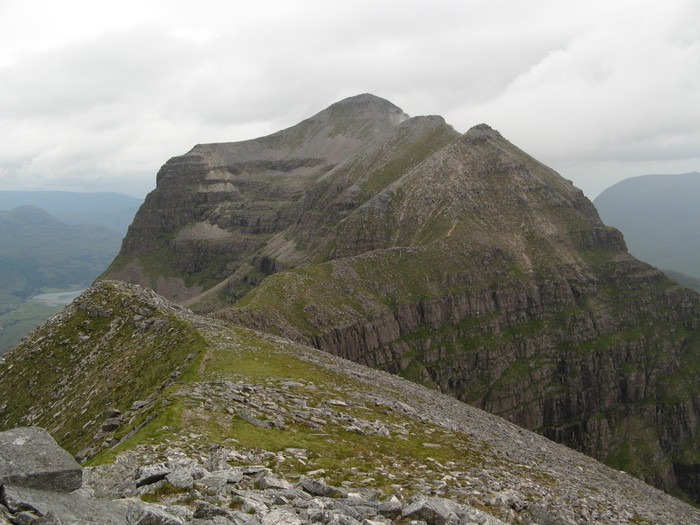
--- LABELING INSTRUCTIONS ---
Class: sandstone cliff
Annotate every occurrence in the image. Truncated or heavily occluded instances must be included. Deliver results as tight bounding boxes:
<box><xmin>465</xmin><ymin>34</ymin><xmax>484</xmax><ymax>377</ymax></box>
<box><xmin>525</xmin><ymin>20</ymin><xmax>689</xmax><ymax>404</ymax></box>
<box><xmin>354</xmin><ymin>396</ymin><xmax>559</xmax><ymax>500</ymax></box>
<box><xmin>101</xmin><ymin>95</ymin><xmax>700</xmax><ymax>504</ymax></box>
<box><xmin>105</xmin><ymin>94</ymin><xmax>458</xmax><ymax>305</ymax></box>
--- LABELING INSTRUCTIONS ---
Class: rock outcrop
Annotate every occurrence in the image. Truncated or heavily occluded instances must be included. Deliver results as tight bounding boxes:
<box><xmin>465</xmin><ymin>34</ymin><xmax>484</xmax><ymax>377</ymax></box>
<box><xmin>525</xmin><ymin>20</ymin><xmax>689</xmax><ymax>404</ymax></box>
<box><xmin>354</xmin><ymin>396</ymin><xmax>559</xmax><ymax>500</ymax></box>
<box><xmin>0</xmin><ymin>427</ymin><xmax>82</xmax><ymax>492</ymax></box>
<box><xmin>0</xmin><ymin>426</ymin><xmax>508</xmax><ymax>525</ymax></box>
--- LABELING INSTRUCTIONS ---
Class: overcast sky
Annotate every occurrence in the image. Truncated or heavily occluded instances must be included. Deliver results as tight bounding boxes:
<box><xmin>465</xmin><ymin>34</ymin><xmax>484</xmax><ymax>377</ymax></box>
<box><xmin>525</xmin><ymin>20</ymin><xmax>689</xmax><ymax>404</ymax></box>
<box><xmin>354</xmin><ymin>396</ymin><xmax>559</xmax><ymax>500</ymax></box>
<box><xmin>1</xmin><ymin>0</ymin><xmax>698</xmax><ymax>199</ymax></box>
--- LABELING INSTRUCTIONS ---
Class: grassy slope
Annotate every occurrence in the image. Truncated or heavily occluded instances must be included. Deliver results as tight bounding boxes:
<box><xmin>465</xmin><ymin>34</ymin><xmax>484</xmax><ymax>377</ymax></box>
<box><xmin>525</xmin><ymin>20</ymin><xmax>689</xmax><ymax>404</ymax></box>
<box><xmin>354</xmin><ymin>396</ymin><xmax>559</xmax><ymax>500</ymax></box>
<box><xmin>0</xmin><ymin>301</ymin><xmax>62</xmax><ymax>353</ymax></box>
<box><xmin>0</xmin><ymin>282</ymin><xmax>207</xmax><ymax>455</ymax></box>
<box><xmin>93</xmin><ymin>324</ymin><xmax>517</xmax><ymax>500</ymax></box>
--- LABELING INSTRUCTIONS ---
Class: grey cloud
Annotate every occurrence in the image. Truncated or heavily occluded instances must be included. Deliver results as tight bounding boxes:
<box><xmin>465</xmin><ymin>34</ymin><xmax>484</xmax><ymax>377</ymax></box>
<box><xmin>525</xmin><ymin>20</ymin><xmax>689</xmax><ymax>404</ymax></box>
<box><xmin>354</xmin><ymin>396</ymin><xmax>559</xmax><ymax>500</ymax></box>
<box><xmin>0</xmin><ymin>0</ymin><xmax>698</xmax><ymax>198</ymax></box>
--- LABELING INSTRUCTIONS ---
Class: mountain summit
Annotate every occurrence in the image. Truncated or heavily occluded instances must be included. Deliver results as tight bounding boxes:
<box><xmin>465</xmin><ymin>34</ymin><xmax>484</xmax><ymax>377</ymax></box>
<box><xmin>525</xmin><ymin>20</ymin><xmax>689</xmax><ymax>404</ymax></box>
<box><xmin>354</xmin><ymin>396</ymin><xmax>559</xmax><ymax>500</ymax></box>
<box><xmin>95</xmin><ymin>95</ymin><xmax>698</xmax><ymax>504</ymax></box>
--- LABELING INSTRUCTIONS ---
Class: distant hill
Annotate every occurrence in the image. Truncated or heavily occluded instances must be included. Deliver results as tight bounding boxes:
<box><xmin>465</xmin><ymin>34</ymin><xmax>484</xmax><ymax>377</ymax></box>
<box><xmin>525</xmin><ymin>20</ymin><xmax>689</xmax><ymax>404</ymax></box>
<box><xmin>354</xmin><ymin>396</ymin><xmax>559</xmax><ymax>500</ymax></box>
<box><xmin>594</xmin><ymin>172</ymin><xmax>700</xmax><ymax>280</ymax></box>
<box><xmin>0</xmin><ymin>205</ymin><xmax>124</xmax><ymax>352</ymax></box>
<box><xmin>663</xmin><ymin>269</ymin><xmax>700</xmax><ymax>293</ymax></box>
<box><xmin>0</xmin><ymin>190</ymin><xmax>142</xmax><ymax>235</ymax></box>
<box><xmin>0</xmin><ymin>205</ymin><xmax>123</xmax><ymax>294</ymax></box>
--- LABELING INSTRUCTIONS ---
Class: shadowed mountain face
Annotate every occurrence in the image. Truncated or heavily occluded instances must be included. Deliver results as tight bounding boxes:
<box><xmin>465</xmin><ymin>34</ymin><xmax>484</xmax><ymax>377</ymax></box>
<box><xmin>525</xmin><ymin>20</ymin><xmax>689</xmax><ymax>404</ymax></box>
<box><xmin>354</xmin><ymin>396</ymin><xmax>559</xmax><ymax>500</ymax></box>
<box><xmin>594</xmin><ymin>172</ymin><xmax>700</xmax><ymax>282</ymax></box>
<box><xmin>102</xmin><ymin>94</ymin><xmax>700</xmax><ymax>503</ymax></box>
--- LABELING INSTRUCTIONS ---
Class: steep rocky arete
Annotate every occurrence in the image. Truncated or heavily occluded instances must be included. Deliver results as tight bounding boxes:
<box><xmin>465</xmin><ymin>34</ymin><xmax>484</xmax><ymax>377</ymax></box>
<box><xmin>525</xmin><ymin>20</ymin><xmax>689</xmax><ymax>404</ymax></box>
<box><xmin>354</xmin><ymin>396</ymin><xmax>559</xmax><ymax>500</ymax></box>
<box><xmin>94</xmin><ymin>94</ymin><xmax>697</xmax><ymax>504</ymax></box>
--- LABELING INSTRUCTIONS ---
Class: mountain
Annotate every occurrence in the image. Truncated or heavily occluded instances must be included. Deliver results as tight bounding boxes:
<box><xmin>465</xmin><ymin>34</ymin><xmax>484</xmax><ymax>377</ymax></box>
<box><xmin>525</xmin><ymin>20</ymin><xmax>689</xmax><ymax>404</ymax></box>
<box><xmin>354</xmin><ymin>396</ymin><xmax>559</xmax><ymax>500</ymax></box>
<box><xmin>594</xmin><ymin>172</ymin><xmax>700</xmax><ymax>281</ymax></box>
<box><xmin>0</xmin><ymin>205</ymin><xmax>124</xmax><ymax>352</ymax></box>
<box><xmin>0</xmin><ymin>281</ymin><xmax>698</xmax><ymax>524</ymax></box>
<box><xmin>103</xmin><ymin>94</ymin><xmax>457</xmax><ymax>303</ymax></box>
<box><xmin>0</xmin><ymin>190</ymin><xmax>143</xmax><ymax>235</ymax></box>
<box><xmin>0</xmin><ymin>205</ymin><xmax>123</xmax><ymax>295</ymax></box>
<box><xmin>100</xmin><ymin>95</ymin><xmax>700</xmax><ymax>503</ymax></box>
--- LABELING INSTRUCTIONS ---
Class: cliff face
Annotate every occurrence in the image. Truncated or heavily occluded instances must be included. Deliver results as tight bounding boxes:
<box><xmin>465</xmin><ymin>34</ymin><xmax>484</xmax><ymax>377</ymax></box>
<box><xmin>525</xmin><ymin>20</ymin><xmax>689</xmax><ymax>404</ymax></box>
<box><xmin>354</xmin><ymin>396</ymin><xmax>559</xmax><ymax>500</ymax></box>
<box><xmin>105</xmin><ymin>94</ymin><xmax>458</xmax><ymax>304</ymax></box>
<box><xmin>102</xmin><ymin>95</ymin><xmax>700</xmax><ymax>503</ymax></box>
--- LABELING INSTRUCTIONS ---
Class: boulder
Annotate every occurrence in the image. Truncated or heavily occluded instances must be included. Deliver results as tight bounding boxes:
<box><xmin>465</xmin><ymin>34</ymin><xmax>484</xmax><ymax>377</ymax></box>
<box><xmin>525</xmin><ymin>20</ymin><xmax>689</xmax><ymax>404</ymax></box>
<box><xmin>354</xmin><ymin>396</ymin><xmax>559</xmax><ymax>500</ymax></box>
<box><xmin>165</xmin><ymin>468</ymin><xmax>194</xmax><ymax>490</ymax></box>
<box><xmin>377</xmin><ymin>499</ymin><xmax>402</xmax><ymax>518</ymax></box>
<box><xmin>256</xmin><ymin>474</ymin><xmax>293</xmax><ymax>490</ymax></box>
<box><xmin>401</xmin><ymin>495</ymin><xmax>508</xmax><ymax>525</ymax></box>
<box><xmin>0</xmin><ymin>427</ymin><xmax>82</xmax><ymax>492</ymax></box>
<box><xmin>260</xmin><ymin>508</ymin><xmax>304</xmax><ymax>525</ymax></box>
<box><xmin>192</xmin><ymin>500</ymin><xmax>235</xmax><ymax>520</ymax></box>
<box><xmin>102</xmin><ymin>417</ymin><xmax>122</xmax><ymax>432</ymax></box>
<box><xmin>126</xmin><ymin>502</ymin><xmax>185</xmax><ymax>525</ymax></box>
<box><xmin>194</xmin><ymin>472</ymin><xmax>229</xmax><ymax>495</ymax></box>
<box><xmin>1</xmin><ymin>484</ymin><xmax>128</xmax><ymax>524</ymax></box>
<box><xmin>135</xmin><ymin>463</ymin><xmax>171</xmax><ymax>487</ymax></box>
<box><xmin>400</xmin><ymin>495</ymin><xmax>458</xmax><ymax>525</ymax></box>
<box><xmin>131</xmin><ymin>400</ymin><xmax>151</xmax><ymax>410</ymax></box>
<box><xmin>297</xmin><ymin>475</ymin><xmax>345</xmax><ymax>497</ymax></box>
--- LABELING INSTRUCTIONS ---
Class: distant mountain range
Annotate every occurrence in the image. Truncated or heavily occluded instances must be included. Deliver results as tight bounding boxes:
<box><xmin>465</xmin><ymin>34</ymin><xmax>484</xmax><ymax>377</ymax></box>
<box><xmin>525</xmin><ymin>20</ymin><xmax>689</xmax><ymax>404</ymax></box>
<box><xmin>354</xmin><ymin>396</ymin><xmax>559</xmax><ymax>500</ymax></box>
<box><xmin>0</xmin><ymin>192</ymin><xmax>139</xmax><ymax>352</ymax></box>
<box><xmin>594</xmin><ymin>172</ymin><xmax>700</xmax><ymax>285</ymax></box>
<box><xmin>0</xmin><ymin>190</ymin><xmax>142</xmax><ymax>235</ymax></box>
<box><xmin>0</xmin><ymin>205</ymin><xmax>122</xmax><ymax>296</ymax></box>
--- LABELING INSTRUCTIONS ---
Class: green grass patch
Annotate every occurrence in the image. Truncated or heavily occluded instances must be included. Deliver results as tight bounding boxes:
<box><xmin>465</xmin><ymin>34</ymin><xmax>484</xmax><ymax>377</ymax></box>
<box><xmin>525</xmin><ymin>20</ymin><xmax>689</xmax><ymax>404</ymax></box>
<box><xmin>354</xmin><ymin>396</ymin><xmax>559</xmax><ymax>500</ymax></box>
<box><xmin>0</xmin><ymin>282</ymin><xmax>208</xmax><ymax>455</ymax></box>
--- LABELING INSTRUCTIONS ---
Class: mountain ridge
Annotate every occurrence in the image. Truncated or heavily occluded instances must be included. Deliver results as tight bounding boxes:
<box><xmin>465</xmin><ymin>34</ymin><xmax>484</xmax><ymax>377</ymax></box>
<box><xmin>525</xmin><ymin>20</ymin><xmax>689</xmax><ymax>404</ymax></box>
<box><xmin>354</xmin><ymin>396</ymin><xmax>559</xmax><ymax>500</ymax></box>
<box><xmin>0</xmin><ymin>281</ymin><xmax>698</xmax><ymax>523</ymax></box>
<box><xmin>92</xmin><ymin>94</ymin><xmax>700</xmax><ymax>504</ymax></box>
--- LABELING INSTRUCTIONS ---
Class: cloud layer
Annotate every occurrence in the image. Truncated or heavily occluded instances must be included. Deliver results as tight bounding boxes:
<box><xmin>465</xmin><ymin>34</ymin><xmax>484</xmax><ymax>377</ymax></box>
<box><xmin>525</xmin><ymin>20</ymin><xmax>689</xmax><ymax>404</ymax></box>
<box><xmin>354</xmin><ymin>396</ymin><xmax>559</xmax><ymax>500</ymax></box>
<box><xmin>1</xmin><ymin>0</ymin><xmax>698</xmax><ymax>198</ymax></box>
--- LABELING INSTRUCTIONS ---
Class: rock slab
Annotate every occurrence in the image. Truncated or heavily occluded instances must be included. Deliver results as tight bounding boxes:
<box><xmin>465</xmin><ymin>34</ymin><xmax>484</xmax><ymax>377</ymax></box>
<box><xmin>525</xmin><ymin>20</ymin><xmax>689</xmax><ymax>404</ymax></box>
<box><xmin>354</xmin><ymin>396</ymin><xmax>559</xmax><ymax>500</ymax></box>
<box><xmin>2</xmin><ymin>484</ymin><xmax>128</xmax><ymax>524</ymax></box>
<box><xmin>0</xmin><ymin>427</ymin><xmax>82</xmax><ymax>492</ymax></box>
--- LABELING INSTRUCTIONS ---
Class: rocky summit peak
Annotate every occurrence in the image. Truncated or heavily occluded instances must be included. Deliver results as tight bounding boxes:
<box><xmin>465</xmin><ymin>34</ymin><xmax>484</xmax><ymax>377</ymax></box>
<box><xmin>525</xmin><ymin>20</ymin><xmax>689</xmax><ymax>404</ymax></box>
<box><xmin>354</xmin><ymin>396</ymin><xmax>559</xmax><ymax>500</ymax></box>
<box><xmin>462</xmin><ymin>123</ymin><xmax>504</xmax><ymax>143</ymax></box>
<box><xmin>321</xmin><ymin>93</ymin><xmax>410</xmax><ymax>125</ymax></box>
<box><xmin>330</xmin><ymin>93</ymin><xmax>401</xmax><ymax>110</ymax></box>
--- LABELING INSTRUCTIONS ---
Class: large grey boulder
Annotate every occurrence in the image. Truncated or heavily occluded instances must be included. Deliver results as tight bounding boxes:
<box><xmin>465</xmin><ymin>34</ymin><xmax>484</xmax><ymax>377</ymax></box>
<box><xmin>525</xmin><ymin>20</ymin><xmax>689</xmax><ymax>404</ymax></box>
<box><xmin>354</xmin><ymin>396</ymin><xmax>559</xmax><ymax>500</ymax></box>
<box><xmin>1</xmin><ymin>484</ymin><xmax>128</xmax><ymax>524</ymax></box>
<box><xmin>260</xmin><ymin>508</ymin><xmax>304</xmax><ymax>525</ymax></box>
<box><xmin>401</xmin><ymin>495</ymin><xmax>507</xmax><ymax>525</ymax></box>
<box><xmin>296</xmin><ymin>475</ymin><xmax>345</xmax><ymax>498</ymax></box>
<box><xmin>0</xmin><ymin>427</ymin><xmax>82</xmax><ymax>492</ymax></box>
<box><xmin>2</xmin><ymin>484</ymin><xmax>183</xmax><ymax>525</ymax></box>
<box><xmin>126</xmin><ymin>501</ymin><xmax>185</xmax><ymax>525</ymax></box>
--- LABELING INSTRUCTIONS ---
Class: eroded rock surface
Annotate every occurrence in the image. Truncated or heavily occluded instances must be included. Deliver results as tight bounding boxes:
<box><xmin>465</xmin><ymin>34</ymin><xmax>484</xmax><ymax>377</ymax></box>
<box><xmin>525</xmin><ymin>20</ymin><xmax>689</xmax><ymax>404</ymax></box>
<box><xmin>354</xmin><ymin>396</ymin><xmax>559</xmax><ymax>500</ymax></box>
<box><xmin>0</xmin><ymin>427</ymin><xmax>81</xmax><ymax>492</ymax></box>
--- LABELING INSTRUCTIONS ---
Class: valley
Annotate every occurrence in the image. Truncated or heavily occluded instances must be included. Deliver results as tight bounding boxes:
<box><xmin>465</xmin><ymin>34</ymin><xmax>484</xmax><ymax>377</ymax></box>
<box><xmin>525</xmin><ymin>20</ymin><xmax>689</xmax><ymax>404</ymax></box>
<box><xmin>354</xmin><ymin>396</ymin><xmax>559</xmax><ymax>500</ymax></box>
<box><xmin>0</xmin><ymin>192</ymin><xmax>141</xmax><ymax>352</ymax></box>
